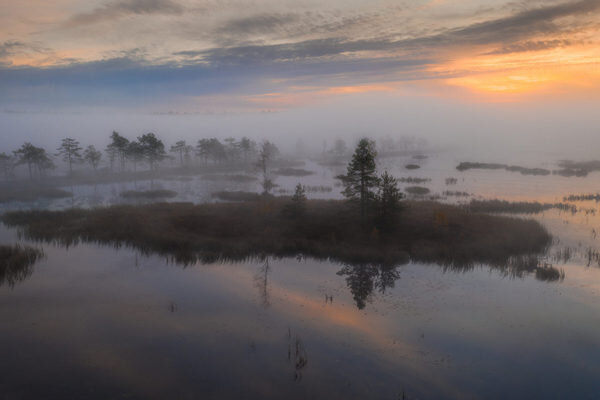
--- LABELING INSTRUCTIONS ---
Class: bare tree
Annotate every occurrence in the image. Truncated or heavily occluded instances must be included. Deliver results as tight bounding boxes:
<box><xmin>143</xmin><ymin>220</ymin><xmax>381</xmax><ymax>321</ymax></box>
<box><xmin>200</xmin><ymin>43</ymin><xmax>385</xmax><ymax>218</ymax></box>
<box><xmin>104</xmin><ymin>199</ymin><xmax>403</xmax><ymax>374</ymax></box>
<box><xmin>256</xmin><ymin>140</ymin><xmax>279</xmax><ymax>194</ymax></box>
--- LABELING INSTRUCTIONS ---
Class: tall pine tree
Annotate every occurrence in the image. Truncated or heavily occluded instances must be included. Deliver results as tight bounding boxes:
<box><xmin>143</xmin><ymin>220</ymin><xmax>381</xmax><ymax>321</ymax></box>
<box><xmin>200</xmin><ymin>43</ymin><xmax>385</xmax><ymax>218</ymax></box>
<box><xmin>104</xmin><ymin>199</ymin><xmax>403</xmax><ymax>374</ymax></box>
<box><xmin>341</xmin><ymin>138</ymin><xmax>379</xmax><ymax>218</ymax></box>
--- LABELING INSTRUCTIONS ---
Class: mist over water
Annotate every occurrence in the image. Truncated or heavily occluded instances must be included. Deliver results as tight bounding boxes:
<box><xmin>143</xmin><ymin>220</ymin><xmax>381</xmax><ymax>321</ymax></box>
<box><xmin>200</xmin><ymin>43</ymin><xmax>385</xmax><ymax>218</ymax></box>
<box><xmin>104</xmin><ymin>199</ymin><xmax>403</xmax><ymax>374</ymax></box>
<box><xmin>3</xmin><ymin>91</ymin><xmax>600</xmax><ymax>164</ymax></box>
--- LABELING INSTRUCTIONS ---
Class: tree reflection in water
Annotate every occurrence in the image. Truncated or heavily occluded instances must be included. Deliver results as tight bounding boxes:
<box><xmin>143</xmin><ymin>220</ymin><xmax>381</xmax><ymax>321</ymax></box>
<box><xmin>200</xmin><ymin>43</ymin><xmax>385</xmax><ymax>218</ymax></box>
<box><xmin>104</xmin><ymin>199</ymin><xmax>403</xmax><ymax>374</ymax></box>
<box><xmin>337</xmin><ymin>264</ymin><xmax>400</xmax><ymax>309</ymax></box>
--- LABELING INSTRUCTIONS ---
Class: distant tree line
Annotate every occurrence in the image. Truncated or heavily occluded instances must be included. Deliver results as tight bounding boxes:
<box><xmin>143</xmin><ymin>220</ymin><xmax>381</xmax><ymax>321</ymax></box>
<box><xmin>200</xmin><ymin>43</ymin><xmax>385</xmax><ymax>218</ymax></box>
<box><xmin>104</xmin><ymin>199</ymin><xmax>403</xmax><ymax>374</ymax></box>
<box><xmin>0</xmin><ymin>132</ymin><xmax>278</xmax><ymax>180</ymax></box>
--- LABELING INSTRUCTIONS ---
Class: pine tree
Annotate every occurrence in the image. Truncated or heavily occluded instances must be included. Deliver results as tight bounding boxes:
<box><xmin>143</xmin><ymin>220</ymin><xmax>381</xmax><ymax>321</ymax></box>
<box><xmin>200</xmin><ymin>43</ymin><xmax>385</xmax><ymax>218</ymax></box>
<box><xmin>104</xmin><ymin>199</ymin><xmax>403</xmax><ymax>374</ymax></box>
<box><xmin>341</xmin><ymin>138</ymin><xmax>379</xmax><ymax>218</ymax></box>
<box><xmin>170</xmin><ymin>140</ymin><xmax>187</xmax><ymax>166</ymax></box>
<box><xmin>106</xmin><ymin>131</ymin><xmax>129</xmax><ymax>172</ymax></box>
<box><xmin>285</xmin><ymin>183</ymin><xmax>307</xmax><ymax>219</ymax></box>
<box><xmin>138</xmin><ymin>133</ymin><xmax>166</xmax><ymax>171</ymax></box>
<box><xmin>376</xmin><ymin>171</ymin><xmax>404</xmax><ymax>231</ymax></box>
<box><xmin>57</xmin><ymin>137</ymin><xmax>82</xmax><ymax>175</ymax></box>
<box><xmin>14</xmin><ymin>143</ymin><xmax>54</xmax><ymax>179</ymax></box>
<box><xmin>83</xmin><ymin>145</ymin><xmax>102</xmax><ymax>171</ymax></box>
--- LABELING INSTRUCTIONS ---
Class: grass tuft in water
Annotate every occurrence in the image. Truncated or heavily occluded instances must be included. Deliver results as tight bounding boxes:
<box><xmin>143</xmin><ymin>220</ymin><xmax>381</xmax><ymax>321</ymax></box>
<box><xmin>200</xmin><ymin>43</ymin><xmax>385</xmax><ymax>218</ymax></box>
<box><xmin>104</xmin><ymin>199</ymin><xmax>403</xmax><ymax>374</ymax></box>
<box><xmin>0</xmin><ymin>244</ymin><xmax>44</xmax><ymax>288</ymax></box>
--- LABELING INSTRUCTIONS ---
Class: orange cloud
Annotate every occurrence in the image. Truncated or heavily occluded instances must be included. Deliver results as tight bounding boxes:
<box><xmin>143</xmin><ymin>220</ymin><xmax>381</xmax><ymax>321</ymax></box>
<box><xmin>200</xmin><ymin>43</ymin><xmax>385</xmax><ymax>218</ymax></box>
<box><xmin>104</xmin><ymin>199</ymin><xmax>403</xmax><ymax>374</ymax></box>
<box><xmin>243</xmin><ymin>83</ymin><xmax>398</xmax><ymax>109</ymax></box>
<box><xmin>437</xmin><ymin>42</ymin><xmax>600</xmax><ymax>99</ymax></box>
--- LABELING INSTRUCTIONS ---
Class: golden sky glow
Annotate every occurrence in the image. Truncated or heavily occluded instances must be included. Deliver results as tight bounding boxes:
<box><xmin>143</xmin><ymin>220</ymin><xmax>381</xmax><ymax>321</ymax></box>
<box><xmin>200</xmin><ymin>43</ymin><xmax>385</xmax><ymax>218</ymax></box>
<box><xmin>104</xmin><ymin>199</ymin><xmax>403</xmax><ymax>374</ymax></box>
<box><xmin>1</xmin><ymin>0</ymin><xmax>599</xmax><ymax>110</ymax></box>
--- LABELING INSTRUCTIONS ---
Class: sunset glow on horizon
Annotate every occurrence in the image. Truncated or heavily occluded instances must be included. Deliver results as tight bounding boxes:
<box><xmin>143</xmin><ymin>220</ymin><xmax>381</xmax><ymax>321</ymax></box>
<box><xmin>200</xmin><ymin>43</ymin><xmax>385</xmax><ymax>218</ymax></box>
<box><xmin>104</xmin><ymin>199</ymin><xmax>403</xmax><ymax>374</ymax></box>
<box><xmin>1</xmin><ymin>0</ymin><xmax>599</xmax><ymax>112</ymax></box>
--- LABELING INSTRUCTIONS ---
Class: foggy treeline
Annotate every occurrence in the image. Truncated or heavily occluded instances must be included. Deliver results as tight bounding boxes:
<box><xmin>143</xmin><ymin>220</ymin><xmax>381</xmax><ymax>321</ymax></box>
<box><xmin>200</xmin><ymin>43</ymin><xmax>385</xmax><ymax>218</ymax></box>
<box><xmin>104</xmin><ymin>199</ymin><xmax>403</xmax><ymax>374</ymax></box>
<box><xmin>0</xmin><ymin>131</ymin><xmax>429</xmax><ymax>181</ymax></box>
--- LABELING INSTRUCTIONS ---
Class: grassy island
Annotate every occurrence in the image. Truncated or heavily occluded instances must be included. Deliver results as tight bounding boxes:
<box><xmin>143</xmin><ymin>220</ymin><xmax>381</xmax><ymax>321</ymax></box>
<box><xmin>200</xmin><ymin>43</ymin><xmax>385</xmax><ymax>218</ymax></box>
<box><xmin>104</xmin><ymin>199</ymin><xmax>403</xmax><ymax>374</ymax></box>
<box><xmin>1</xmin><ymin>198</ymin><xmax>551</xmax><ymax>269</ymax></box>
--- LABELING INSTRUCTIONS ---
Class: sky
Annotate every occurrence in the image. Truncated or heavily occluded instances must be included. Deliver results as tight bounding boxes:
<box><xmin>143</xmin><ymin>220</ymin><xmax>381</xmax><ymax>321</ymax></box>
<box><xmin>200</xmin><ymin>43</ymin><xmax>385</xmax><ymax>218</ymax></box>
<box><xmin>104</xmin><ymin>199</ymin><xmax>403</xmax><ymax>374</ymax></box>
<box><xmin>0</xmin><ymin>0</ymin><xmax>599</xmax><ymax>155</ymax></box>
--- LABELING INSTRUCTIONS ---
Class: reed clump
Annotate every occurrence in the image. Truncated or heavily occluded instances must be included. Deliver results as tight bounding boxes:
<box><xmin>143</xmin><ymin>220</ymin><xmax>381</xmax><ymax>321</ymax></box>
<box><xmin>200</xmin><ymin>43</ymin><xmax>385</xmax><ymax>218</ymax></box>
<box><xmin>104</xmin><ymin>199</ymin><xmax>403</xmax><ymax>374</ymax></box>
<box><xmin>0</xmin><ymin>244</ymin><xmax>44</xmax><ymax>287</ymax></box>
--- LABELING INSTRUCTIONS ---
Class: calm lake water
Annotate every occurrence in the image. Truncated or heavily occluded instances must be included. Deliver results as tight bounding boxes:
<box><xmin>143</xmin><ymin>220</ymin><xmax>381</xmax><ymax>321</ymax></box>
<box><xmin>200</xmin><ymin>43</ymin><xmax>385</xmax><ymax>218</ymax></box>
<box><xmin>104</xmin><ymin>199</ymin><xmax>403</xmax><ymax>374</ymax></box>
<box><xmin>2</xmin><ymin>153</ymin><xmax>600</xmax><ymax>399</ymax></box>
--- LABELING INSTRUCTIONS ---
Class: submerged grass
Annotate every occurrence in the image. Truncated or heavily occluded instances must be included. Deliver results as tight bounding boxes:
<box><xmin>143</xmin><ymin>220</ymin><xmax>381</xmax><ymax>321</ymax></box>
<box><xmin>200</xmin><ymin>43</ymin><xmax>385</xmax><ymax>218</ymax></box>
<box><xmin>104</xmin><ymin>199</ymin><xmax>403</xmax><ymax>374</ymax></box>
<box><xmin>564</xmin><ymin>193</ymin><xmax>600</xmax><ymax>202</ymax></box>
<box><xmin>469</xmin><ymin>199</ymin><xmax>577</xmax><ymax>214</ymax></box>
<box><xmin>405</xmin><ymin>186</ymin><xmax>430</xmax><ymax>195</ymax></box>
<box><xmin>457</xmin><ymin>160</ymin><xmax>599</xmax><ymax>177</ymax></box>
<box><xmin>273</xmin><ymin>168</ymin><xmax>314</xmax><ymax>177</ymax></box>
<box><xmin>398</xmin><ymin>177</ymin><xmax>431</xmax><ymax>184</ymax></box>
<box><xmin>457</xmin><ymin>162</ymin><xmax>551</xmax><ymax>176</ymax></box>
<box><xmin>1</xmin><ymin>199</ymin><xmax>551</xmax><ymax>269</ymax></box>
<box><xmin>211</xmin><ymin>191</ymin><xmax>263</xmax><ymax>202</ymax></box>
<box><xmin>0</xmin><ymin>244</ymin><xmax>44</xmax><ymax>288</ymax></box>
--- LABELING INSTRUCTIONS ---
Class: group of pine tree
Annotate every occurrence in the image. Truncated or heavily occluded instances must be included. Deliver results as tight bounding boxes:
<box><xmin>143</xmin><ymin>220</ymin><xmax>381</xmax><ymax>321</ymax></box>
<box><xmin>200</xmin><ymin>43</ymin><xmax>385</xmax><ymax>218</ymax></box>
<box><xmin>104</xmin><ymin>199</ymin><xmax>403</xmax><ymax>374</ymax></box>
<box><xmin>0</xmin><ymin>132</ymin><xmax>275</xmax><ymax>180</ymax></box>
<box><xmin>2</xmin><ymin>132</ymin><xmax>403</xmax><ymax>226</ymax></box>
<box><xmin>286</xmin><ymin>138</ymin><xmax>404</xmax><ymax>231</ymax></box>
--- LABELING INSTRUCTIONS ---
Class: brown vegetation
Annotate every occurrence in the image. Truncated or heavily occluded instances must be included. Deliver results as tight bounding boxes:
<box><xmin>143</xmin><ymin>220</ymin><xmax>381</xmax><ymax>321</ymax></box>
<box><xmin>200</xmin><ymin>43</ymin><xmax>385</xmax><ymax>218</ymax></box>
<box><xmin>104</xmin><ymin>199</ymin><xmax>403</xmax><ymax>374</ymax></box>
<box><xmin>1</xmin><ymin>199</ymin><xmax>551</xmax><ymax>269</ymax></box>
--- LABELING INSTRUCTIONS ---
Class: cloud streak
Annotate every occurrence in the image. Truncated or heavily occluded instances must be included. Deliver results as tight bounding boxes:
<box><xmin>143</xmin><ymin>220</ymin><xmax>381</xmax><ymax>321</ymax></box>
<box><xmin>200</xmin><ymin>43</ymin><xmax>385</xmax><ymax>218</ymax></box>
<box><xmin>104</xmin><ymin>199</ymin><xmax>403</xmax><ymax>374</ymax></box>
<box><xmin>66</xmin><ymin>0</ymin><xmax>184</xmax><ymax>27</ymax></box>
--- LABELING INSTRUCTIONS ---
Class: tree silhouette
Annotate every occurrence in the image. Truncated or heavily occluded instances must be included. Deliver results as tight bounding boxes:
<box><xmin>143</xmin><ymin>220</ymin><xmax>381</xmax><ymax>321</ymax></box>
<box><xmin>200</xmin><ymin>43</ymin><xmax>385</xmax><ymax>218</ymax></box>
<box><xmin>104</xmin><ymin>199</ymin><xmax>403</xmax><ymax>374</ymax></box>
<box><xmin>57</xmin><ymin>138</ymin><xmax>82</xmax><ymax>175</ymax></box>
<box><xmin>83</xmin><ymin>145</ymin><xmax>102</xmax><ymax>171</ymax></box>
<box><xmin>106</xmin><ymin>131</ymin><xmax>129</xmax><ymax>172</ymax></box>
<box><xmin>284</xmin><ymin>183</ymin><xmax>307</xmax><ymax>219</ymax></box>
<box><xmin>170</xmin><ymin>140</ymin><xmax>187</xmax><ymax>166</ymax></box>
<box><xmin>332</xmin><ymin>138</ymin><xmax>347</xmax><ymax>156</ymax></box>
<box><xmin>340</xmin><ymin>138</ymin><xmax>379</xmax><ymax>218</ymax></box>
<box><xmin>138</xmin><ymin>133</ymin><xmax>165</xmax><ymax>170</ymax></box>
<box><xmin>239</xmin><ymin>137</ymin><xmax>256</xmax><ymax>162</ymax></box>
<box><xmin>0</xmin><ymin>153</ymin><xmax>14</xmax><ymax>179</ymax></box>
<box><xmin>256</xmin><ymin>140</ymin><xmax>278</xmax><ymax>194</ymax></box>
<box><xmin>376</xmin><ymin>171</ymin><xmax>404</xmax><ymax>231</ymax></box>
<box><xmin>126</xmin><ymin>141</ymin><xmax>144</xmax><ymax>172</ymax></box>
<box><xmin>13</xmin><ymin>143</ymin><xmax>54</xmax><ymax>179</ymax></box>
<box><xmin>195</xmin><ymin>138</ymin><xmax>210</xmax><ymax>165</ymax></box>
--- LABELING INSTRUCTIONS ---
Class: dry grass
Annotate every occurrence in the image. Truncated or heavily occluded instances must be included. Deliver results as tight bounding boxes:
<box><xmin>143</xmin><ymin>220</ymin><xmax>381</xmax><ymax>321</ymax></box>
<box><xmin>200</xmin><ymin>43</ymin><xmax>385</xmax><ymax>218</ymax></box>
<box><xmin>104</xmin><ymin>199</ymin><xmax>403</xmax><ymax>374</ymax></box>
<box><xmin>1</xmin><ymin>199</ymin><xmax>551</xmax><ymax>268</ymax></box>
